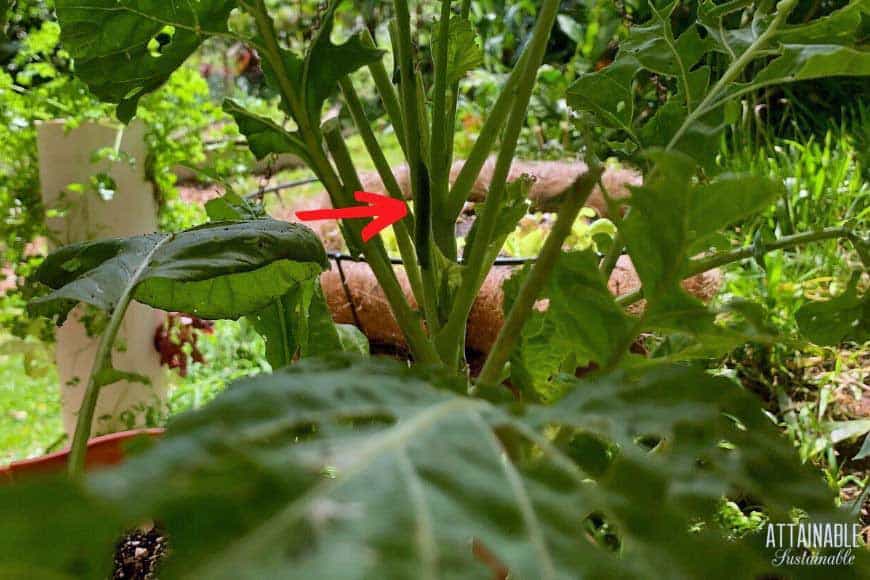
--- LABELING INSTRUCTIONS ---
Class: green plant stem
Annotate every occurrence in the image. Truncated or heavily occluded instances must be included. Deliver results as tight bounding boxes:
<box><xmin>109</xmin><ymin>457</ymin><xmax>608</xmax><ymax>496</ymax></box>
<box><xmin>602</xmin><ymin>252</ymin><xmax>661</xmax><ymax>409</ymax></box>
<box><xmin>362</xmin><ymin>30</ymin><xmax>407</xmax><ymax>155</ymax></box>
<box><xmin>339</xmin><ymin>77</ymin><xmax>426</xmax><ymax>311</ymax></box>
<box><xmin>600</xmin><ymin>227</ymin><xmax>626</xmax><ymax>278</ymax></box>
<box><xmin>615</xmin><ymin>226</ymin><xmax>855</xmax><ymax>308</ymax></box>
<box><xmin>393</xmin><ymin>2</ymin><xmax>440</xmax><ymax>332</ymax></box>
<box><xmin>477</xmin><ymin>168</ymin><xmax>602</xmax><ymax>387</ymax></box>
<box><xmin>249</xmin><ymin>0</ymin><xmax>437</xmax><ymax>365</ymax></box>
<box><xmin>667</xmin><ymin>0</ymin><xmax>797</xmax><ymax>150</ymax></box>
<box><xmin>443</xmin><ymin>51</ymin><xmax>527</xmax><ymax>222</ymax></box>
<box><xmin>436</xmin><ymin>0</ymin><xmax>561</xmax><ymax>366</ymax></box>
<box><xmin>432</xmin><ymin>0</ymin><xmax>474</xmax><ymax>260</ymax></box>
<box><xmin>68</xmin><ymin>236</ymin><xmax>171</xmax><ymax>478</ymax></box>
<box><xmin>597</xmin><ymin>172</ymin><xmax>629</xmax><ymax>278</ymax></box>
<box><xmin>393</xmin><ymin>2</ymin><xmax>427</xmax><ymax>245</ymax></box>
<box><xmin>323</xmin><ymin>126</ymin><xmax>440</xmax><ymax>365</ymax></box>
<box><xmin>429</xmin><ymin>0</ymin><xmax>454</xmax><ymax>253</ymax></box>
<box><xmin>249</xmin><ymin>0</ymin><xmax>307</xmax><ymax>127</ymax></box>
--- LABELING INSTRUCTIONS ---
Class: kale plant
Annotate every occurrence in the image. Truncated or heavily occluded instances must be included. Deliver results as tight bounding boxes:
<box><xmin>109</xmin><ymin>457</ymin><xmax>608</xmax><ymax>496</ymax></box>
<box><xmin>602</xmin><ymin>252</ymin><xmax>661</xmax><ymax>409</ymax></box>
<box><xmin>1</xmin><ymin>0</ymin><xmax>868</xmax><ymax>577</ymax></box>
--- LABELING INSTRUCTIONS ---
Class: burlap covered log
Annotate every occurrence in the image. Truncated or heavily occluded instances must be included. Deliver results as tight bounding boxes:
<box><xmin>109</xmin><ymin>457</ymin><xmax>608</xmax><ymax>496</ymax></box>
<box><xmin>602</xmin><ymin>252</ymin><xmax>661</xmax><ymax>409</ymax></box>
<box><xmin>280</xmin><ymin>159</ymin><xmax>640</xmax><ymax>250</ymax></box>
<box><xmin>291</xmin><ymin>159</ymin><xmax>721</xmax><ymax>356</ymax></box>
<box><xmin>319</xmin><ymin>258</ymin><xmax>722</xmax><ymax>356</ymax></box>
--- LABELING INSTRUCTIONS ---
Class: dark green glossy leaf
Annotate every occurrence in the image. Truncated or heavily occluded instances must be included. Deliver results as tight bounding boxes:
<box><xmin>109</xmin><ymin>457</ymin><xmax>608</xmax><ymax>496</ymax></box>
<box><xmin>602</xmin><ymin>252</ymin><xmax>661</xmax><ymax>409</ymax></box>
<box><xmin>303</xmin><ymin>3</ymin><xmax>383</xmax><ymax>126</ymax></box>
<box><xmin>30</xmin><ymin>220</ymin><xmax>328</xmax><ymax>322</ymax></box>
<box><xmin>55</xmin><ymin>0</ymin><xmax>236</xmax><ymax>122</ymax></box>
<box><xmin>775</xmin><ymin>2</ymin><xmax>869</xmax><ymax>45</ymax></box>
<box><xmin>740</xmin><ymin>44</ymin><xmax>870</xmax><ymax>91</ymax></box>
<box><xmin>223</xmin><ymin>99</ymin><xmax>309</xmax><ymax>162</ymax></box>
<box><xmin>796</xmin><ymin>273</ymin><xmax>869</xmax><ymax>346</ymax></box>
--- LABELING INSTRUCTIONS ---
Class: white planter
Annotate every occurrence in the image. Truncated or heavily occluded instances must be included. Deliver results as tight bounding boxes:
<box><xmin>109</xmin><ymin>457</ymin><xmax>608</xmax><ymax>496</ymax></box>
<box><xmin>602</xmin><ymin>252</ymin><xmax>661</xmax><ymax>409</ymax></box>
<box><xmin>37</xmin><ymin>120</ymin><xmax>168</xmax><ymax>438</ymax></box>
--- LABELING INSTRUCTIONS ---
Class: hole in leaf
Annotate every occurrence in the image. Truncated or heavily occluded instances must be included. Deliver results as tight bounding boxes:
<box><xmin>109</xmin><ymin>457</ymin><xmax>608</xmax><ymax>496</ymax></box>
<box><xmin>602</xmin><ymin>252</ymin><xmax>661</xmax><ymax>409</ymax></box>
<box><xmin>147</xmin><ymin>25</ymin><xmax>176</xmax><ymax>58</ymax></box>
<box><xmin>583</xmin><ymin>511</ymin><xmax>622</xmax><ymax>552</ymax></box>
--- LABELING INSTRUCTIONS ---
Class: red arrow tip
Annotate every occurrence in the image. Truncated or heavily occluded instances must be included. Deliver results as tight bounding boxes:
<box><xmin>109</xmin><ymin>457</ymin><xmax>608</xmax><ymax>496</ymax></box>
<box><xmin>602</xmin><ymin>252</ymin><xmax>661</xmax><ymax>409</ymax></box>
<box><xmin>295</xmin><ymin>191</ymin><xmax>407</xmax><ymax>243</ymax></box>
<box><xmin>354</xmin><ymin>191</ymin><xmax>407</xmax><ymax>242</ymax></box>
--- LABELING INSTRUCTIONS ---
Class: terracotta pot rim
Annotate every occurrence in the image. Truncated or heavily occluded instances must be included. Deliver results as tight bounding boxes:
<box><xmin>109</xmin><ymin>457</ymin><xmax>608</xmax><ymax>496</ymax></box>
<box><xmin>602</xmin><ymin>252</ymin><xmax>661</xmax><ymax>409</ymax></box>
<box><xmin>1</xmin><ymin>428</ymin><xmax>165</xmax><ymax>481</ymax></box>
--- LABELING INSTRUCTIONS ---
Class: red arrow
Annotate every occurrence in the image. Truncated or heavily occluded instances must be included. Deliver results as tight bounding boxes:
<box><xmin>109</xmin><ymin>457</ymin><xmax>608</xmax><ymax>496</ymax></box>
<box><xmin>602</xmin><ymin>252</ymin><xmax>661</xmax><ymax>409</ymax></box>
<box><xmin>295</xmin><ymin>191</ymin><xmax>407</xmax><ymax>242</ymax></box>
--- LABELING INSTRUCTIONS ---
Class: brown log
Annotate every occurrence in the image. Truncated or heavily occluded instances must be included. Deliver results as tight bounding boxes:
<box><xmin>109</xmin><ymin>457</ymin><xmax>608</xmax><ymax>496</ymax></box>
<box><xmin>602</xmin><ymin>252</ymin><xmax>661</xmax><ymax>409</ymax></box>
<box><xmin>286</xmin><ymin>158</ymin><xmax>721</xmax><ymax>357</ymax></box>
<box><xmin>275</xmin><ymin>159</ymin><xmax>640</xmax><ymax>251</ymax></box>
<box><xmin>318</xmin><ymin>257</ymin><xmax>722</xmax><ymax>356</ymax></box>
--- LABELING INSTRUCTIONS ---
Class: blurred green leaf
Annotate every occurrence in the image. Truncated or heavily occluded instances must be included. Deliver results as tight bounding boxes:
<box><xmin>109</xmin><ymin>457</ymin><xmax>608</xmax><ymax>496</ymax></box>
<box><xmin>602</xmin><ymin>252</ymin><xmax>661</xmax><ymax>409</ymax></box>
<box><xmin>504</xmin><ymin>251</ymin><xmax>635</xmax><ymax>400</ymax></box>
<box><xmin>796</xmin><ymin>273</ymin><xmax>869</xmax><ymax>346</ymax></box>
<box><xmin>2</xmin><ymin>357</ymin><xmax>857</xmax><ymax>578</ymax></box>
<box><xmin>0</xmin><ymin>480</ymin><xmax>122</xmax><ymax>579</ymax></box>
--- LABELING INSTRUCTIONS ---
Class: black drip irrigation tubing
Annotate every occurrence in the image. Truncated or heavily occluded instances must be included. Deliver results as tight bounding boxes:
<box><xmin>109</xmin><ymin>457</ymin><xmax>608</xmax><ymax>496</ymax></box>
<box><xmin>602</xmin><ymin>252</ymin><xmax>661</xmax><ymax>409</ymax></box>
<box><xmin>327</xmin><ymin>252</ymin><xmax>537</xmax><ymax>266</ymax></box>
<box><xmin>244</xmin><ymin>176</ymin><xmax>321</xmax><ymax>200</ymax></box>
<box><xmin>244</xmin><ymin>180</ymin><xmax>581</xmax><ymax>267</ymax></box>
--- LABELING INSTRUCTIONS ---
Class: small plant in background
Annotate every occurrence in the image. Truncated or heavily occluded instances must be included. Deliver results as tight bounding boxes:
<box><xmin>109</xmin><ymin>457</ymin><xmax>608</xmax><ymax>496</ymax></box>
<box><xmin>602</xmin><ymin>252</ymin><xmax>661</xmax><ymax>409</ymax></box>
<box><xmin>0</xmin><ymin>0</ymin><xmax>868</xmax><ymax>577</ymax></box>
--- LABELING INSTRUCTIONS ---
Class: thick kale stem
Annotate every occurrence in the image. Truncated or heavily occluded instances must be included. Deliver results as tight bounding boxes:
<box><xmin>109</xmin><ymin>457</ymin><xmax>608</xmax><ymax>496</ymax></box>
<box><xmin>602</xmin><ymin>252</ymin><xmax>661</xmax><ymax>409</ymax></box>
<box><xmin>339</xmin><ymin>77</ymin><xmax>426</xmax><ymax>311</ymax></box>
<box><xmin>477</xmin><ymin>168</ymin><xmax>602</xmax><ymax>387</ymax></box>
<box><xmin>248</xmin><ymin>0</ymin><xmax>437</xmax><ymax>363</ymax></box>
<box><xmin>429</xmin><ymin>0</ymin><xmax>456</xmax><ymax>259</ymax></box>
<box><xmin>436</xmin><ymin>0</ymin><xmax>561</xmax><ymax>366</ymax></box>
<box><xmin>393</xmin><ymin>1</ymin><xmax>439</xmax><ymax>331</ymax></box>
<box><xmin>361</xmin><ymin>30</ymin><xmax>407</xmax><ymax>156</ymax></box>
<box><xmin>443</xmin><ymin>52</ymin><xmax>526</xmax><ymax>222</ymax></box>
<box><xmin>323</xmin><ymin>125</ymin><xmax>441</xmax><ymax>365</ymax></box>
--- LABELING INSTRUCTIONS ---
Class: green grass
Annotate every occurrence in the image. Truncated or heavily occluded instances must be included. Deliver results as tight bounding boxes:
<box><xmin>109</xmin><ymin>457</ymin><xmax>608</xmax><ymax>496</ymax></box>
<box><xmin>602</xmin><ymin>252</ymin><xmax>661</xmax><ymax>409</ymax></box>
<box><xmin>0</xmin><ymin>336</ymin><xmax>63</xmax><ymax>463</ymax></box>
<box><xmin>718</xmin><ymin>124</ymin><xmax>867</xmax><ymax>332</ymax></box>
<box><xmin>168</xmin><ymin>319</ymin><xmax>270</xmax><ymax>416</ymax></box>
<box><xmin>716</xmin><ymin>118</ymin><xmax>869</xmax><ymax>500</ymax></box>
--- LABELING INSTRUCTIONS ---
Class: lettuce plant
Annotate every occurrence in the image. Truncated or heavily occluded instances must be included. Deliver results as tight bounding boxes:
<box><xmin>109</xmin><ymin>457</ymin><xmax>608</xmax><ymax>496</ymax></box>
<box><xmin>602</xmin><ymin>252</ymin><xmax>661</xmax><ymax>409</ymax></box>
<box><xmin>2</xmin><ymin>0</ymin><xmax>869</xmax><ymax>577</ymax></box>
